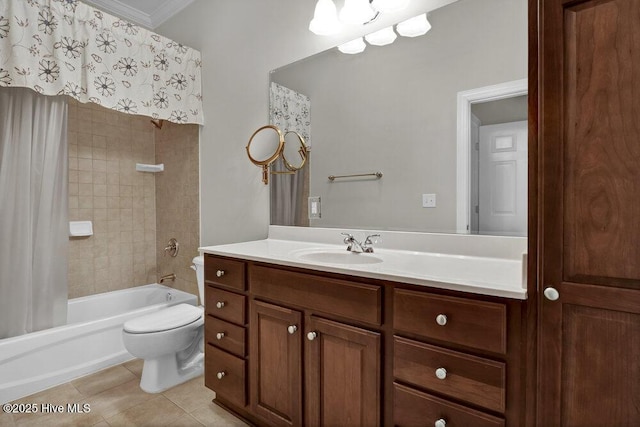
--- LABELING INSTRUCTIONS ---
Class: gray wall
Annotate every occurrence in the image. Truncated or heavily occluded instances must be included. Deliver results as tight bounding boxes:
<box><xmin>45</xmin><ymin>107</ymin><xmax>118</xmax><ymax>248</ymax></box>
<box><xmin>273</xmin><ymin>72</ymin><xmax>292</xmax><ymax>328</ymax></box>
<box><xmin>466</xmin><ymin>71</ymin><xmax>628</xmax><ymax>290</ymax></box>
<box><xmin>156</xmin><ymin>0</ymin><xmax>483</xmax><ymax>245</ymax></box>
<box><xmin>272</xmin><ymin>0</ymin><xmax>527</xmax><ymax>232</ymax></box>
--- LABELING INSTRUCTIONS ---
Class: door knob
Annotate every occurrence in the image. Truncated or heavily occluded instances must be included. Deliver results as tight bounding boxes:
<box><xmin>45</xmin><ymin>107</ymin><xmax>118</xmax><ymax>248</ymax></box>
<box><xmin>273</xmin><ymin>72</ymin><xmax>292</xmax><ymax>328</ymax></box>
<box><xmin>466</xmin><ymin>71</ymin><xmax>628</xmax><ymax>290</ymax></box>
<box><xmin>287</xmin><ymin>325</ymin><xmax>297</xmax><ymax>334</ymax></box>
<box><xmin>435</xmin><ymin>419</ymin><xmax>446</xmax><ymax>427</ymax></box>
<box><xmin>307</xmin><ymin>331</ymin><xmax>318</xmax><ymax>341</ymax></box>
<box><xmin>544</xmin><ymin>287</ymin><xmax>560</xmax><ymax>301</ymax></box>
<box><xmin>216</xmin><ymin>332</ymin><xmax>225</xmax><ymax>340</ymax></box>
<box><xmin>216</xmin><ymin>371</ymin><xmax>226</xmax><ymax>380</ymax></box>
<box><xmin>216</xmin><ymin>270</ymin><xmax>225</xmax><ymax>277</ymax></box>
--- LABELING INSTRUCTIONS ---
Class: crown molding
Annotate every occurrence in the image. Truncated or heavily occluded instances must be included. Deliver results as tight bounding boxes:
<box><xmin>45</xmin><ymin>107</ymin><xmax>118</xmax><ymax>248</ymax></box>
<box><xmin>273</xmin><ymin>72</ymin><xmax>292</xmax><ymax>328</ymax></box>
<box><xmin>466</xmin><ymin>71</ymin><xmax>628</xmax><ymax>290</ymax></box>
<box><xmin>149</xmin><ymin>0</ymin><xmax>195</xmax><ymax>29</ymax></box>
<box><xmin>84</xmin><ymin>0</ymin><xmax>152</xmax><ymax>28</ymax></box>
<box><xmin>83</xmin><ymin>0</ymin><xmax>195</xmax><ymax>29</ymax></box>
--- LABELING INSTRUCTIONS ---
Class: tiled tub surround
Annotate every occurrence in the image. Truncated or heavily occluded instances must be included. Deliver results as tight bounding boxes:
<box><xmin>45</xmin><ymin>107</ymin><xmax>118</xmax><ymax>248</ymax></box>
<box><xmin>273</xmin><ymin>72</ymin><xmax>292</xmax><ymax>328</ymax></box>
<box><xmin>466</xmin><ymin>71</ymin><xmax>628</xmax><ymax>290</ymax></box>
<box><xmin>67</xmin><ymin>100</ymin><xmax>157</xmax><ymax>298</ymax></box>
<box><xmin>200</xmin><ymin>226</ymin><xmax>528</xmax><ymax>299</ymax></box>
<box><xmin>155</xmin><ymin>121</ymin><xmax>201</xmax><ymax>300</ymax></box>
<box><xmin>67</xmin><ymin>100</ymin><xmax>200</xmax><ymax>299</ymax></box>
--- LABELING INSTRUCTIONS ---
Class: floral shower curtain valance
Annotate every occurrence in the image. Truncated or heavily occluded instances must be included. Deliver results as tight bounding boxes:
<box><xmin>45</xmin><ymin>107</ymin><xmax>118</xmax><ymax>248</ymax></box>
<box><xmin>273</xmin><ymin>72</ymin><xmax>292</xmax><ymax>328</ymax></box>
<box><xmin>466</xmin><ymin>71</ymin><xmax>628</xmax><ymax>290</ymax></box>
<box><xmin>269</xmin><ymin>82</ymin><xmax>311</xmax><ymax>147</ymax></box>
<box><xmin>0</xmin><ymin>0</ymin><xmax>203</xmax><ymax>124</ymax></box>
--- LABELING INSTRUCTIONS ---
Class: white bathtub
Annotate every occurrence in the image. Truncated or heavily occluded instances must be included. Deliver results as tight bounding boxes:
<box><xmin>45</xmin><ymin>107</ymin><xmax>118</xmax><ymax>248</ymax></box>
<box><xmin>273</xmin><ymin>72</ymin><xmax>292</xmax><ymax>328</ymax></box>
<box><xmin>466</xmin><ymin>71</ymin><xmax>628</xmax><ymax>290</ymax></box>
<box><xmin>0</xmin><ymin>284</ymin><xmax>197</xmax><ymax>404</ymax></box>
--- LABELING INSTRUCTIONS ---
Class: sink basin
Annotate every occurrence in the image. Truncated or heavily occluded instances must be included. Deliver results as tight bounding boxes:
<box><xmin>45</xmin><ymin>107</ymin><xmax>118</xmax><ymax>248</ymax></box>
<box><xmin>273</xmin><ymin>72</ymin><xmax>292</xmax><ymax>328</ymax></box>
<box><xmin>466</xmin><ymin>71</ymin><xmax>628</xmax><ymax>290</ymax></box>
<box><xmin>294</xmin><ymin>250</ymin><xmax>383</xmax><ymax>265</ymax></box>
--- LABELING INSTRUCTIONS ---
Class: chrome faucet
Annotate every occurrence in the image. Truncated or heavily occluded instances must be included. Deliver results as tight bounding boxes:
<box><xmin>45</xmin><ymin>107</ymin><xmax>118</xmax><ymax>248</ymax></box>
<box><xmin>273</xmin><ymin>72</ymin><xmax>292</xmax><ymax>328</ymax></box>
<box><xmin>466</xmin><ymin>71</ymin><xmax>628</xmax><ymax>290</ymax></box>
<box><xmin>341</xmin><ymin>233</ymin><xmax>381</xmax><ymax>253</ymax></box>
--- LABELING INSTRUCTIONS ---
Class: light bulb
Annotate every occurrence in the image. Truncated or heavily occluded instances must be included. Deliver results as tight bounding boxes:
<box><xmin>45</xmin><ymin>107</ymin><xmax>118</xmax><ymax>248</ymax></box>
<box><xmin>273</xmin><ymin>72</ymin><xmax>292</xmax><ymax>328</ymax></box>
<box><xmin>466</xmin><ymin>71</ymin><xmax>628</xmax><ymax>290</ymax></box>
<box><xmin>309</xmin><ymin>0</ymin><xmax>342</xmax><ymax>35</ymax></box>
<box><xmin>364</xmin><ymin>26</ymin><xmax>397</xmax><ymax>46</ymax></box>
<box><xmin>338</xmin><ymin>37</ymin><xmax>366</xmax><ymax>54</ymax></box>
<box><xmin>339</xmin><ymin>0</ymin><xmax>376</xmax><ymax>25</ymax></box>
<box><xmin>396</xmin><ymin>14</ymin><xmax>431</xmax><ymax>37</ymax></box>
<box><xmin>371</xmin><ymin>0</ymin><xmax>410</xmax><ymax>13</ymax></box>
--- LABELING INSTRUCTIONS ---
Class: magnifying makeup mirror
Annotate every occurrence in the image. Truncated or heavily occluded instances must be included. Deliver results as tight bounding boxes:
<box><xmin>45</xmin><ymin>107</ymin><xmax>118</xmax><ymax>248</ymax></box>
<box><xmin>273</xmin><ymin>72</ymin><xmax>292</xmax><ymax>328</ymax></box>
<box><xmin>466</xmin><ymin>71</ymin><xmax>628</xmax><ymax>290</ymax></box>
<box><xmin>246</xmin><ymin>125</ymin><xmax>308</xmax><ymax>184</ymax></box>
<box><xmin>246</xmin><ymin>125</ymin><xmax>284</xmax><ymax>184</ymax></box>
<box><xmin>281</xmin><ymin>131</ymin><xmax>308</xmax><ymax>172</ymax></box>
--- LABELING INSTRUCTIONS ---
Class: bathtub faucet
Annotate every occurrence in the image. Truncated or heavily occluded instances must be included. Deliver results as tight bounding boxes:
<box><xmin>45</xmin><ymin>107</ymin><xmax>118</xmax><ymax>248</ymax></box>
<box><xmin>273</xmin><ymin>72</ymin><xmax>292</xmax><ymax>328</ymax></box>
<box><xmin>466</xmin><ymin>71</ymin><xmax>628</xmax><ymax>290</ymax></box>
<box><xmin>160</xmin><ymin>273</ymin><xmax>176</xmax><ymax>283</ymax></box>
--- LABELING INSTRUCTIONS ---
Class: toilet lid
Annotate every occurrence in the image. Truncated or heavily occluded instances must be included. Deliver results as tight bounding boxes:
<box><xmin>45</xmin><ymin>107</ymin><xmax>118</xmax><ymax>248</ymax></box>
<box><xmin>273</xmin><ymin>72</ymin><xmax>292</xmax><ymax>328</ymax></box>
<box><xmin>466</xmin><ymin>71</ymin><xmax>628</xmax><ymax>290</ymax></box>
<box><xmin>123</xmin><ymin>304</ymin><xmax>203</xmax><ymax>333</ymax></box>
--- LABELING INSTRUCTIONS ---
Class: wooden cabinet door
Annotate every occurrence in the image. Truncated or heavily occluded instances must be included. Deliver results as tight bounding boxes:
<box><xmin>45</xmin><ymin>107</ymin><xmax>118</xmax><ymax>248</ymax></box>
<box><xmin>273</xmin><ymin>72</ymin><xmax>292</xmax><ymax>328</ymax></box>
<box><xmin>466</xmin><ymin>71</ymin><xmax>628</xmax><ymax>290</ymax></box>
<box><xmin>250</xmin><ymin>300</ymin><xmax>302</xmax><ymax>427</ymax></box>
<box><xmin>538</xmin><ymin>0</ymin><xmax>640</xmax><ymax>425</ymax></box>
<box><xmin>305</xmin><ymin>316</ymin><xmax>380</xmax><ymax>427</ymax></box>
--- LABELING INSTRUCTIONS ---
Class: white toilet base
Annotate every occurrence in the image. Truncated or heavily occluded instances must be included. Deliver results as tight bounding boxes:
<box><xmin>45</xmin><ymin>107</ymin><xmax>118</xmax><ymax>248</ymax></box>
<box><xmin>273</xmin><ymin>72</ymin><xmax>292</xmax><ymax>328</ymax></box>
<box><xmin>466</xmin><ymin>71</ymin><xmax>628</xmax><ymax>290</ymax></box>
<box><xmin>139</xmin><ymin>352</ymin><xmax>204</xmax><ymax>393</ymax></box>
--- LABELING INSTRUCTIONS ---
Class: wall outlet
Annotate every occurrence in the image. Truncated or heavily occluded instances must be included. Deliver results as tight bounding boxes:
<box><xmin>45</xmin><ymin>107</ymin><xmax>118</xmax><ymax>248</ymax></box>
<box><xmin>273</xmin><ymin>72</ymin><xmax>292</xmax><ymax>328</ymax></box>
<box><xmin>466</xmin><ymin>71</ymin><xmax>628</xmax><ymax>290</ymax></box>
<box><xmin>308</xmin><ymin>196</ymin><xmax>321</xmax><ymax>219</ymax></box>
<box><xmin>422</xmin><ymin>193</ymin><xmax>436</xmax><ymax>208</ymax></box>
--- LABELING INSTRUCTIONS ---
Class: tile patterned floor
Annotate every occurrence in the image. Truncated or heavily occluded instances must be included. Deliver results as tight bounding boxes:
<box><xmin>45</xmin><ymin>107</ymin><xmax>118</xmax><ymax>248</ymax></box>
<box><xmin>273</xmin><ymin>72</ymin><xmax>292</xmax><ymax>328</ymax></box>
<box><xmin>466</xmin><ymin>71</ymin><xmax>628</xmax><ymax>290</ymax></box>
<box><xmin>0</xmin><ymin>360</ymin><xmax>248</xmax><ymax>427</ymax></box>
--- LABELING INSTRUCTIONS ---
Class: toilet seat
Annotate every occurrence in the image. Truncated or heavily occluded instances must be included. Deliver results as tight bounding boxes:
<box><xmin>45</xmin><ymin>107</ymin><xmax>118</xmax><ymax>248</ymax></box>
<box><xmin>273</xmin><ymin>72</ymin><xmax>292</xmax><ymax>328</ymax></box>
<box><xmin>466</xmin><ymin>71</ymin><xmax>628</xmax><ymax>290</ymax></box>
<box><xmin>124</xmin><ymin>304</ymin><xmax>203</xmax><ymax>334</ymax></box>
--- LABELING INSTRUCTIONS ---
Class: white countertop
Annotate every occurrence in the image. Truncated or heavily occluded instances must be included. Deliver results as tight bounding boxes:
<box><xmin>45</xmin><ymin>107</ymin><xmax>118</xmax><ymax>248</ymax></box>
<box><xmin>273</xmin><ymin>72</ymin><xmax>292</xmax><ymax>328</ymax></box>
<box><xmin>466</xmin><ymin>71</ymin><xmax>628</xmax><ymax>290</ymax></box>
<box><xmin>200</xmin><ymin>235</ymin><xmax>527</xmax><ymax>300</ymax></box>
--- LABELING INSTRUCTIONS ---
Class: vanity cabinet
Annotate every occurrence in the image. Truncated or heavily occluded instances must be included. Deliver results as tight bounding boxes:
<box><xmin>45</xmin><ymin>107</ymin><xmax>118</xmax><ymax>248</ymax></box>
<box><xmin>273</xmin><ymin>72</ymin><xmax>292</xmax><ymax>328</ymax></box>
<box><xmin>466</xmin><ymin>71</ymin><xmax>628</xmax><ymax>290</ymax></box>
<box><xmin>203</xmin><ymin>254</ymin><xmax>525</xmax><ymax>426</ymax></box>
<box><xmin>250</xmin><ymin>300</ymin><xmax>302</xmax><ymax>427</ymax></box>
<box><xmin>249</xmin><ymin>265</ymin><xmax>382</xmax><ymax>427</ymax></box>
<box><xmin>248</xmin><ymin>300</ymin><xmax>381</xmax><ymax>427</ymax></box>
<box><xmin>304</xmin><ymin>316</ymin><xmax>380</xmax><ymax>427</ymax></box>
<box><xmin>203</xmin><ymin>254</ymin><xmax>249</xmax><ymax>409</ymax></box>
<box><xmin>392</xmin><ymin>288</ymin><xmax>521</xmax><ymax>427</ymax></box>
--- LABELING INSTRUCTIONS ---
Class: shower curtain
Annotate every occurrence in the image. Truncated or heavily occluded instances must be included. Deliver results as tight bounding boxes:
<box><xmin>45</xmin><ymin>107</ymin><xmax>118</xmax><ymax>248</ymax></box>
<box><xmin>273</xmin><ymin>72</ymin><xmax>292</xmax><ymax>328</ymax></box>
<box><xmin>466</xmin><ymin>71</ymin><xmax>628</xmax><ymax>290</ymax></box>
<box><xmin>269</xmin><ymin>83</ymin><xmax>311</xmax><ymax>226</ymax></box>
<box><xmin>0</xmin><ymin>87</ymin><xmax>68</xmax><ymax>339</ymax></box>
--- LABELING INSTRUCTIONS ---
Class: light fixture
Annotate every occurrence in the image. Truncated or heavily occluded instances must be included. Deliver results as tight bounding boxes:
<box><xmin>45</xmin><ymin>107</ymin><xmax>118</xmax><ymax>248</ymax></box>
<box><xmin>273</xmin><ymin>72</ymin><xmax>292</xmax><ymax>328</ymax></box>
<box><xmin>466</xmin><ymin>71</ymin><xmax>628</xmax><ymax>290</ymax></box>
<box><xmin>396</xmin><ymin>13</ymin><xmax>431</xmax><ymax>37</ymax></box>
<box><xmin>309</xmin><ymin>0</ymin><xmax>342</xmax><ymax>35</ymax></box>
<box><xmin>339</xmin><ymin>0</ymin><xmax>377</xmax><ymax>25</ymax></box>
<box><xmin>371</xmin><ymin>0</ymin><xmax>410</xmax><ymax>13</ymax></box>
<box><xmin>338</xmin><ymin>37</ymin><xmax>367</xmax><ymax>54</ymax></box>
<box><xmin>365</xmin><ymin>26</ymin><xmax>397</xmax><ymax>46</ymax></box>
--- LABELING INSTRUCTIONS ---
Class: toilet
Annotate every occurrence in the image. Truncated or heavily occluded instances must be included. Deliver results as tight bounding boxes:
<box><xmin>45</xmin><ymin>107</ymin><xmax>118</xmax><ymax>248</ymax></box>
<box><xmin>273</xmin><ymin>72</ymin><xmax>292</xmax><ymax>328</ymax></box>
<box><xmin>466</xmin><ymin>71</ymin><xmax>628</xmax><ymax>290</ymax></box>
<box><xmin>122</xmin><ymin>256</ymin><xmax>206</xmax><ymax>393</ymax></box>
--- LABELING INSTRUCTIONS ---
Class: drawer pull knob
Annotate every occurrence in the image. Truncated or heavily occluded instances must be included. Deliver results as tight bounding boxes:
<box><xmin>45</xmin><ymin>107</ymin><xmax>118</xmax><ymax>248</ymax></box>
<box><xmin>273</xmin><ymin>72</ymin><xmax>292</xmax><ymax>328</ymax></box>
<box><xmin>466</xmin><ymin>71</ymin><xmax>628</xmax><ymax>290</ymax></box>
<box><xmin>307</xmin><ymin>331</ymin><xmax>318</xmax><ymax>341</ymax></box>
<box><xmin>435</xmin><ymin>419</ymin><xmax>446</xmax><ymax>427</ymax></box>
<box><xmin>435</xmin><ymin>367</ymin><xmax>447</xmax><ymax>380</ymax></box>
<box><xmin>216</xmin><ymin>270</ymin><xmax>225</xmax><ymax>277</ymax></box>
<box><xmin>216</xmin><ymin>332</ymin><xmax>225</xmax><ymax>340</ymax></box>
<box><xmin>216</xmin><ymin>301</ymin><xmax>226</xmax><ymax>309</ymax></box>
<box><xmin>436</xmin><ymin>314</ymin><xmax>448</xmax><ymax>326</ymax></box>
<box><xmin>216</xmin><ymin>371</ymin><xmax>226</xmax><ymax>380</ymax></box>
<box><xmin>287</xmin><ymin>325</ymin><xmax>298</xmax><ymax>334</ymax></box>
<box><xmin>544</xmin><ymin>287</ymin><xmax>560</xmax><ymax>301</ymax></box>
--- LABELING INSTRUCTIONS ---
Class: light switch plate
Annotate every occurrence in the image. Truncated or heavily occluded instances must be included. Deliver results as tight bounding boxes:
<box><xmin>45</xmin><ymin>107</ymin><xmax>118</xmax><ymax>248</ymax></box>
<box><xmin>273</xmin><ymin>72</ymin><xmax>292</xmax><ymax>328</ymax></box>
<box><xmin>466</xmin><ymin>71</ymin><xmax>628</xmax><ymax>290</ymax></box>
<box><xmin>308</xmin><ymin>196</ymin><xmax>321</xmax><ymax>219</ymax></box>
<box><xmin>422</xmin><ymin>193</ymin><xmax>436</xmax><ymax>208</ymax></box>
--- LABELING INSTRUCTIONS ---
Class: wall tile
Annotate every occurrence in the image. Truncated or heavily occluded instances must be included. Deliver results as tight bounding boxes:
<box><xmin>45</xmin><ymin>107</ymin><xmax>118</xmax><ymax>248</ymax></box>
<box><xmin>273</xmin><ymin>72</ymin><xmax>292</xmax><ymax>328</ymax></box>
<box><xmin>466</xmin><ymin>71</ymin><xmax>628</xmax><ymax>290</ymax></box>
<box><xmin>155</xmin><ymin>122</ymin><xmax>200</xmax><ymax>294</ymax></box>
<box><xmin>67</xmin><ymin>100</ymin><xmax>197</xmax><ymax>299</ymax></box>
<box><xmin>79</xmin><ymin>171</ymin><xmax>93</xmax><ymax>184</ymax></box>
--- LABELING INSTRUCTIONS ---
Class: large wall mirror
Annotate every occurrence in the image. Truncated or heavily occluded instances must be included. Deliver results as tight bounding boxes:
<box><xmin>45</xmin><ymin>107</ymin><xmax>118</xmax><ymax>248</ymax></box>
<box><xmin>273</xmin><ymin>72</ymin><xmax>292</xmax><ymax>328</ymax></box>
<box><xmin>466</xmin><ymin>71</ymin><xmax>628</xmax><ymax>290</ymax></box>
<box><xmin>269</xmin><ymin>0</ymin><xmax>528</xmax><ymax>236</ymax></box>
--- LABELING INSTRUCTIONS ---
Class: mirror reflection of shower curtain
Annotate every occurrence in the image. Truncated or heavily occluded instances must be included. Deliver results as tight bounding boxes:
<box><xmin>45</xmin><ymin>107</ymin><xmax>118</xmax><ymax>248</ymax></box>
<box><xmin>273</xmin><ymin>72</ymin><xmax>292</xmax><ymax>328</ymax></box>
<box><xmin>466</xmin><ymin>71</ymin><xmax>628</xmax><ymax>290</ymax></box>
<box><xmin>269</xmin><ymin>82</ymin><xmax>311</xmax><ymax>226</ymax></box>
<box><xmin>271</xmin><ymin>157</ymin><xmax>309</xmax><ymax>226</ymax></box>
<box><xmin>0</xmin><ymin>88</ymin><xmax>68</xmax><ymax>339</ymax></box>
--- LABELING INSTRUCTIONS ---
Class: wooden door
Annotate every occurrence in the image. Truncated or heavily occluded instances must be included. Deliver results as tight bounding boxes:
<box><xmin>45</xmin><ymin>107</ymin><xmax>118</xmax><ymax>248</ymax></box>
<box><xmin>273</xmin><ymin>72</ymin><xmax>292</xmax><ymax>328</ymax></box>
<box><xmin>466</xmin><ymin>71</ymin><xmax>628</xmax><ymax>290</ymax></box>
<box><xmin>305</xmin><ymin>316</ymin><xmax>380</xmax><ymax>427</ymax></box>
<box><xmin>250</xmin><ymin>300</ymin><xmax>302</xmax><ymax>427</ymax></box>
<box><xmin>538</xmin><ymin>0</ymin><xmax>640</xmax><ymax>425</ymax></box>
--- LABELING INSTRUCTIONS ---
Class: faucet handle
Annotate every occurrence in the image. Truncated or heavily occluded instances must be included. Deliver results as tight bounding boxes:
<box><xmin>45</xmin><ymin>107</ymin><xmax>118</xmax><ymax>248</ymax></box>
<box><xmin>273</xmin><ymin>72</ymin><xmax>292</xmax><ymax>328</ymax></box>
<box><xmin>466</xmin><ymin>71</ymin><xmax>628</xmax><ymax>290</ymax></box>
<box><xmin>341</xmin><ymin>232</ymin><xmax>354</xmax><ymax>243</ymax></box>
<box><xmin>364</xmin><ymin>234</ymin><xmax>381</xmax><ymax>245</ymax></box>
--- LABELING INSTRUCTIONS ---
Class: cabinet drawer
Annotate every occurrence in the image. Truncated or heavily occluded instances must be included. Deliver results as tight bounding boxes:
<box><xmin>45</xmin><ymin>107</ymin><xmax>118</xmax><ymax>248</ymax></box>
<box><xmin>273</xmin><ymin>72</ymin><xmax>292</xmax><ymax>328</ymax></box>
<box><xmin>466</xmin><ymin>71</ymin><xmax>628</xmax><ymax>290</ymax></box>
<box><xmin>205</xmin><ymin>286</ymin><xmax>246</xmax><ymax>326</ymax></box>
<box><xmin>394</xmin><ymin>289</ymin><xmax>507</xmax><ymax>354</ymax></box>
<box><xmin>205</xmin><ymin>315</ymin><xmax>246</xmax><ymax>357</ymax></box>
<box><xmin>250</xmin><ymin>265</ymin><xmax>381</xmax><ymax>325</ymax></box>
<box><xmin>394</xmin><ymin>383</ymin><xmax>504</xmax><ymax>427</ymax></box>
<box><xmin>205</xmin><ymin>345</ymin><xmax>246</xmax><ymax>408</ymax></box>
<box><xmin>205</xmin><ymin>255</ymin><xmax>245</xmax><ymax>291</ymax></box>
<box><xmin>394</xmin><ymin>336</ymin><xmax>505</xmax><ymax>413</ymax></box>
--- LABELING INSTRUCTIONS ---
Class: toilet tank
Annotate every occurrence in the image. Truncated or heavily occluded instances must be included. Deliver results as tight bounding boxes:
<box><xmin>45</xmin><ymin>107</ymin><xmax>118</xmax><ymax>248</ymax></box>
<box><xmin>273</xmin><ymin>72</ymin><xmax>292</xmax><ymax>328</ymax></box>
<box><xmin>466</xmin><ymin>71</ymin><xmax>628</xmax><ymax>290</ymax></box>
<box><xmin>192</xmin><ymin>256</ymin><xmax>205</xmax><ymax>305</ymax></box>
